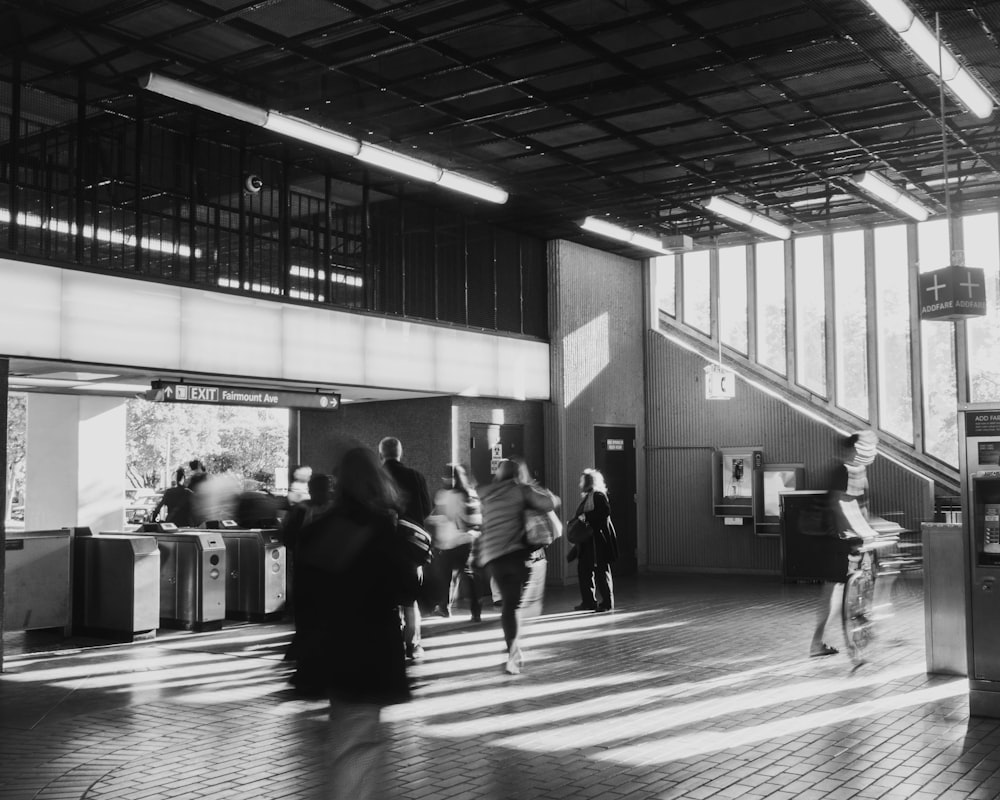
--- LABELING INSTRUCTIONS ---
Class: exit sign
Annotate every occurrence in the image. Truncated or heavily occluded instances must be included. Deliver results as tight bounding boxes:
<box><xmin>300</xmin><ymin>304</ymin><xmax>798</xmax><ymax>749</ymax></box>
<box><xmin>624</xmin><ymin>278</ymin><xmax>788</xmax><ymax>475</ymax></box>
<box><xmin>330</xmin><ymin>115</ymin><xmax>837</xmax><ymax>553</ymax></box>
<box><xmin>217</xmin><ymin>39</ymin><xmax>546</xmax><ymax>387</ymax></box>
<box><xmin>150</xmin><ymin>380</ymin><xmax>340</xmax><ymax>410</ymax></box>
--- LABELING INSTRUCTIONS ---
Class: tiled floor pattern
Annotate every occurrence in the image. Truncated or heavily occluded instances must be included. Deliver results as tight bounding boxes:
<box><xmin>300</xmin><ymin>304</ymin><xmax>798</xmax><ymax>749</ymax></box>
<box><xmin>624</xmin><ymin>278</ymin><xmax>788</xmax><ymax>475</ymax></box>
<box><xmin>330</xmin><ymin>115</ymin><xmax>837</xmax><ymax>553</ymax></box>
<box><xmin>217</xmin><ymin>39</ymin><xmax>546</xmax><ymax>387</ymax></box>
<box><xmin>1</xmin><ymin>573</ymin><xmax>998</xmax><ymax>799</ymax></box>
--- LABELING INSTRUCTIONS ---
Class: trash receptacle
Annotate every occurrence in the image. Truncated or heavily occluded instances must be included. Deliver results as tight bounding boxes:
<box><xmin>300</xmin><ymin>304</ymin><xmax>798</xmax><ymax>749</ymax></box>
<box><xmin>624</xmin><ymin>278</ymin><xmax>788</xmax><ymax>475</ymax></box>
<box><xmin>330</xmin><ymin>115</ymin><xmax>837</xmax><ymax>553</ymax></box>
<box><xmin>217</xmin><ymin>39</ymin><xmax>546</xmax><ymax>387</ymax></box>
<box><xmin>133</xmin><ymin>528</ymin><xmax>227</xmax><ymax>630</ymax></box>
<box><xmin>4</xmin><ymin>529</ymin><xmax>72</xmax><ymax>633</ymax></box>
<box><xmin>74</xmin><ymin>531</ymin><xmax>160</xmax><ymax>640</ymax></box>
<box><xmin>220</xmin><ymin>528</ymin><xmax>286</xmax><ymax>620</ymax></box>
<box><xmin>922</xmin><ymin>522</ymin><xmax>967</xmax><ymax>675</ymax></box>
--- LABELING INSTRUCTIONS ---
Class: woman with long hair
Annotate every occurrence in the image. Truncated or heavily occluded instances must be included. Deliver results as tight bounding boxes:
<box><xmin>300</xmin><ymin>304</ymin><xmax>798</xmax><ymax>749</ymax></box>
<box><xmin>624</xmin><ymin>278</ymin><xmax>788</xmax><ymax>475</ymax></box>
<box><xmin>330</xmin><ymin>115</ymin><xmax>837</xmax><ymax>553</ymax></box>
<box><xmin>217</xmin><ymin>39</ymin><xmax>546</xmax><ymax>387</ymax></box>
<box><xmin>293</xmin><ymin>446</ymin><xmax>420</xmax><ymax>799</ymax></box>
<box><xmin>574</xmin><ymin>468</ymin><xmax>618</xmax><ymax>612</ymax></box>
<box><xmin>430</xmin><ymin>464</ymin><xmax>484</xmax><ymax>620</ymax></box>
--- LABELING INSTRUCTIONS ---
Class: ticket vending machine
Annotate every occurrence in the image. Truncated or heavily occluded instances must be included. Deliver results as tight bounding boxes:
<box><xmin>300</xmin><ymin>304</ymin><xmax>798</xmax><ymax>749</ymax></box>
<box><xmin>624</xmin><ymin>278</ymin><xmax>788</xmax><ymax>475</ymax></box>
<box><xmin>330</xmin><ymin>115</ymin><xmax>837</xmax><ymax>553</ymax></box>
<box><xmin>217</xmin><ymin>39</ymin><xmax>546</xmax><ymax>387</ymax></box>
<box><xmin>960</xmin><ymin>405</ymin><xmax>1000</xmax><ymax>717</ymax></box>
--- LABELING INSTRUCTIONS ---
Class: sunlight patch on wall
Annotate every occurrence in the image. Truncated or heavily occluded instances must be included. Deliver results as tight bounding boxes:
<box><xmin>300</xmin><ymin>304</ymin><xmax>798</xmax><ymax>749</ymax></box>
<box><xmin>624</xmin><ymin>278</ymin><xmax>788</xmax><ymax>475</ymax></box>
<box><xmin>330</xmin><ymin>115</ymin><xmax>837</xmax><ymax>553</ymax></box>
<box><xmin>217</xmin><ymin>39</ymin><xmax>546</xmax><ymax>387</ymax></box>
<box><xmin>564</xmin><ymin>312</ymin><xmax>610</xmax><ymax>405</ymax></box>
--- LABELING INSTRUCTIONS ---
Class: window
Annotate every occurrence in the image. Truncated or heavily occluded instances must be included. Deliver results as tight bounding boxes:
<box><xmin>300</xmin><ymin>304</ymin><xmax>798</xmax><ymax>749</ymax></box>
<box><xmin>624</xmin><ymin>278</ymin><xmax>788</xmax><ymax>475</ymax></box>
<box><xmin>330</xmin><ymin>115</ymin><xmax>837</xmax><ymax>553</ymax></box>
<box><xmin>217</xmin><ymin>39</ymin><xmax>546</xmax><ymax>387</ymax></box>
<box><xmin>917</xmin><ymin>218</ymin><xmax>958</xmax><ymax>465</ymax></box>
<box><xmin>653</xmin><ymin>255</ymin><xmax>676</xmax><ymax>317</ymax></box>
<box><xmin>873</xmin><ymin>225</ymin><xmax>913</xmax><ymax>442</ymax></box>
<box><xmin>793</xmin><ymin>235</ymin><xmax>826</xmax><ymax>394</ymax></box>
<box><xmin>832</xmin><ymin>230</ymin><xmax>868</xmax><ymax>418</ymax></box>
<box><xmin>682</xmin><ymin>250</ymin><xmax>711</xmax><ymax>334</ymax></box>
<box><xmin>755</xmin><ymin>241</ymin><xmax>786</xmax><ymax>375</ymax></box>
<box><xmin>964</xmin><ymin>212</ymin><xmax>1000</xmax><ymax>403</ymax></box>
<box><xmin>719</xmin><ymin>246</ymin><xmax>748</xmax><ymax>354</ymax></box>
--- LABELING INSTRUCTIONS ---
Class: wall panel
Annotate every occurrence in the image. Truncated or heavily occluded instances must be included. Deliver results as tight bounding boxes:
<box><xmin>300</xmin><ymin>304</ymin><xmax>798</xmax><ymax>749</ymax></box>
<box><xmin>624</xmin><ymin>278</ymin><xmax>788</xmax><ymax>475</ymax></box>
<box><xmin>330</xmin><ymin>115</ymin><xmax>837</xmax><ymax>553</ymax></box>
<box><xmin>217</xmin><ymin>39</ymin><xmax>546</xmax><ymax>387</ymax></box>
<box><xmin>645</xmin><ymin>331</ymin><xmax>934</xmax><ymax>573</ymax></box>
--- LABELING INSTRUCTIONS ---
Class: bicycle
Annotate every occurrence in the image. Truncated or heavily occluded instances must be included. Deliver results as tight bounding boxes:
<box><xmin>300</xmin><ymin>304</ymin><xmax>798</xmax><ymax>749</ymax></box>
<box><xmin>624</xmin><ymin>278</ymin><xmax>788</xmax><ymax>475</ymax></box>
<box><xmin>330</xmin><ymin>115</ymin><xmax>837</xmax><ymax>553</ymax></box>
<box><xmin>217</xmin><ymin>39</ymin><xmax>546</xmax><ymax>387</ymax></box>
<box><xmin>841</xmin><ymin>530</ymin><xmax>901</xmax><ymax>663</ymax></box>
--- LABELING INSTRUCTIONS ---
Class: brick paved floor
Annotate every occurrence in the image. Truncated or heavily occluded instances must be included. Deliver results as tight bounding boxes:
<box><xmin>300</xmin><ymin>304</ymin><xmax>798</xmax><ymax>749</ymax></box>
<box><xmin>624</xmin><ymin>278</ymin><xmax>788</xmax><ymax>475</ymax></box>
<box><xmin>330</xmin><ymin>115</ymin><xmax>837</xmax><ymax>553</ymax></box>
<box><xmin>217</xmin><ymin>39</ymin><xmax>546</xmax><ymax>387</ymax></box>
<box><xmin>1</xmin><ymin>573</ymin><xmax>997</xmax><ymax>800</ymax></box>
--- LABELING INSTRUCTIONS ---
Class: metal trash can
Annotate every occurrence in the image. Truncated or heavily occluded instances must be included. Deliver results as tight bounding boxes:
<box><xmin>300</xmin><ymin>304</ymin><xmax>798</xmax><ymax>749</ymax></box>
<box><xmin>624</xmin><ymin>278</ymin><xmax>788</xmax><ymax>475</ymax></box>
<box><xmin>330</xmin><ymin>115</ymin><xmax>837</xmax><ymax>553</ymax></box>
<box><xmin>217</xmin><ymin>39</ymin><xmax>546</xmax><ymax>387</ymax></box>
<box><xmin>74</xmin><ymin>531</ymin><xmax>160</xmax><ymax>640</ymax></box>
<box><xmin>922</xmin><ymin>522</ymin><xmax>967</xmax><ymax>675</ymax></box>
<box><xmin>4</xmin><ymin>529</ymin><xmax>72</xmax><ymax>633</ymax></box>
<box><xmin>133</xmin><ymin>527</ymin><xmax>227</xmax><ymax>630</ymax></box>
<box><xmin>220</xmin><ymin>528</ymin><xmax>286</xmax><ymax>620</ymax></box>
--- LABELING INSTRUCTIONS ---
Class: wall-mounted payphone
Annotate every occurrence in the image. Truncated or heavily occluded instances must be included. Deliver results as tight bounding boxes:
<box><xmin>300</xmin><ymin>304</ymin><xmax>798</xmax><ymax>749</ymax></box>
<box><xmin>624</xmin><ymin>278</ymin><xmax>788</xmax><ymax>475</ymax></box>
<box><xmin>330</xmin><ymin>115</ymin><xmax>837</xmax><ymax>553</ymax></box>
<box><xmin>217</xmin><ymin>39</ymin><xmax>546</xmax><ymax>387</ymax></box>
<box><xmin>960</xmin><ymin>405</ymin><xmax>1000</xmax><ymax>717</ymax></box>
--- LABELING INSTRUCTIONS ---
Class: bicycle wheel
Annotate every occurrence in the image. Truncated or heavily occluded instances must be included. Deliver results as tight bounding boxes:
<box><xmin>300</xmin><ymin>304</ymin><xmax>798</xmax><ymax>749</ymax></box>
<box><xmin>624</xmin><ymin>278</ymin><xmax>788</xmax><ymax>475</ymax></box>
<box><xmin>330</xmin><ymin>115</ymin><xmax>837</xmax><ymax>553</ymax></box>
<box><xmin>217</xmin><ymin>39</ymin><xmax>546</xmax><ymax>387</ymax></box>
<box><xmin>842</xmin><ymin>570</ymin><xmax>874</xmax><ymax>662</ymax></box>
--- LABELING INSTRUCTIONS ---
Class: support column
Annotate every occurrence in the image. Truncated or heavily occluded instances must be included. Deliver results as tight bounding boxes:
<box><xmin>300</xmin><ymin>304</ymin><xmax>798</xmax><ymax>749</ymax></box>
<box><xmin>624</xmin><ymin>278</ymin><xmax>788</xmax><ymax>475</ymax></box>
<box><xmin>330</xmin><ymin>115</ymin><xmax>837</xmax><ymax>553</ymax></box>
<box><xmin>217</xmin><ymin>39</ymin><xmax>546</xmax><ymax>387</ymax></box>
<box><xmin>1</xmin><ymin>358</ymin><xmax>8</xmax><ymax>671</ymax></box>
<box><xmin>25</xmin><ymin>394</ymin><xmax>127</xmax><ymax>533</ymax></box>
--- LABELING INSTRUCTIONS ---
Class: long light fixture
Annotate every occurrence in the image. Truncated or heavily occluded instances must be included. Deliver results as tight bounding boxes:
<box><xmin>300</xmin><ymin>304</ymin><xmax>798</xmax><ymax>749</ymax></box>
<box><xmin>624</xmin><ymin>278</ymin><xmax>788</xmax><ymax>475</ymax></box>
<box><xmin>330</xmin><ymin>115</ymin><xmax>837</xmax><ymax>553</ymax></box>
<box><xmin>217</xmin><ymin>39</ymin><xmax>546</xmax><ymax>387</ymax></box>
<box><xmin>860</xmin><ymin>0</ymin><xmax>993</xmax><ymax>119</ymax></box>
<box><xmin>703</xmin><ymin>197</ymin><xmax>792</xmax><ymax>240</ymax></box>
<box><xmin>579</xmin><ymin>216</ymin><xmax>669</xmax><ymax>254</ymax></box>
<box><xmin>140</xmin><ymin>73</ymin><xmax>508</xmax><ymax>203</ymax></box>
<box><xmin>851</xmin><ymin>171</ymin><xmax>930</xmax><ymax>221</ymax></box>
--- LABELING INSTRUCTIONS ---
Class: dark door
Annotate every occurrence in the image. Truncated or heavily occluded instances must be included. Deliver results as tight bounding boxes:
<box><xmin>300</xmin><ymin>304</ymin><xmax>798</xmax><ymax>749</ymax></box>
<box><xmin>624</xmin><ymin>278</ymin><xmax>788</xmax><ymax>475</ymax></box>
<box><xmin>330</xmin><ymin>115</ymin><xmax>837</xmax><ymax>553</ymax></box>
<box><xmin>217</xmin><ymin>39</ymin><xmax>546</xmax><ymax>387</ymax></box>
<box><xmin>470</xmin><ymin>423</ymin><xmax>524</xmax><ymax>487</ymax></box>
<box><xmin>594</xmin><ymin>426</ymin><xmax>637</xmax><ymax>575</ymax></box>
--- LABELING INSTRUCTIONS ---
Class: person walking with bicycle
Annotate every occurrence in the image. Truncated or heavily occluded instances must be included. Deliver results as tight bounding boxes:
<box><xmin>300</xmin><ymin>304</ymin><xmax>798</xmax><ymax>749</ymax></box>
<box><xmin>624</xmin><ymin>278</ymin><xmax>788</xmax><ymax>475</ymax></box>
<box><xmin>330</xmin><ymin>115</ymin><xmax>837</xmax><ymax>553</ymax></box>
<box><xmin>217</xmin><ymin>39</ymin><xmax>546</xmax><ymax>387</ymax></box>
<box><xmin>810</xmin><ymin>430</ymin><xmax>879</xmax><ymax>657</ymax></box>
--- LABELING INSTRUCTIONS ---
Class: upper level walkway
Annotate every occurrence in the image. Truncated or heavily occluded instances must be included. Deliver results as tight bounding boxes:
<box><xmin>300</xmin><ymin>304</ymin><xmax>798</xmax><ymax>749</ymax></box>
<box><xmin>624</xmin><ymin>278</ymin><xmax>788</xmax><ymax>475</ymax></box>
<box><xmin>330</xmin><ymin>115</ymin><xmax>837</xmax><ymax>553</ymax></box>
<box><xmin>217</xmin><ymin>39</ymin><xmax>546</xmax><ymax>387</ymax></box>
<box><xmin>1</xmin><ymin>573</ymin><xmax>995</xmax><ymax>800</ymax></box>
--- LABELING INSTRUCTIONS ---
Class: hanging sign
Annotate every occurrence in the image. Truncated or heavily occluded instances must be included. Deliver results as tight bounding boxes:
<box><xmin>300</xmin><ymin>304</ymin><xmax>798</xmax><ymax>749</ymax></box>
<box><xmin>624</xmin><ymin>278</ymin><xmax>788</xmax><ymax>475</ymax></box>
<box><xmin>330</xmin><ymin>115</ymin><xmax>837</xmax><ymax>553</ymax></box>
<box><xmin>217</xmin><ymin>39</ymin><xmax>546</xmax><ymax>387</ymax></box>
<box><xmin>918</xmin><ymin>265</ymin><xmax>988</xmax><ymax>321</ymax></box>
<box><xmin>704</xmin><ymin>364</ymin><xmax>736</xmax><ymax>400</ymax></box>
<box><xmin>149</xmin><ymin>380</ymin><xmax>341</xmax><ymax>410</ymax></box>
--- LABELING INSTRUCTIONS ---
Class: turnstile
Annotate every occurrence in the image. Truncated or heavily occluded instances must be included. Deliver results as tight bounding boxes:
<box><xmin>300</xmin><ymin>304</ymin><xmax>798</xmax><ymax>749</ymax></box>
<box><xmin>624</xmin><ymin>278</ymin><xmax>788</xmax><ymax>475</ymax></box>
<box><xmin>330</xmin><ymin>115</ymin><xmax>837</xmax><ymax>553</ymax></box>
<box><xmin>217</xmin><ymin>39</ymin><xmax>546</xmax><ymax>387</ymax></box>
<box><xmin>133</xmin><ymin>528</ymin><xmax>227</xmax><ymax>630</ymax></box>
<box><xmin>74</xmin><ymin>531</ymin><xmax>160</xmax><ymax>640</ymax></box>
<box><xmin>220</xmin><ymin>528</ymin><xmax>286</xmax><ymax>620</ymax></box>
<box><xmin>4</xmin><ymin>529</ymin><xmax>72</xmax><ymax>632</ymax></box>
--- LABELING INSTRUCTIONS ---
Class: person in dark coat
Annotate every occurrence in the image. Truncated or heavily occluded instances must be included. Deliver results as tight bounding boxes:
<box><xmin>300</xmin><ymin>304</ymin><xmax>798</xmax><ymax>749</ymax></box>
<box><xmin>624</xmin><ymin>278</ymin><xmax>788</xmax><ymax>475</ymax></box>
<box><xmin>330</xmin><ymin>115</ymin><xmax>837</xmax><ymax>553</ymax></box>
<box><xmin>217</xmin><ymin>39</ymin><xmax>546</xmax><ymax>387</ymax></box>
<box><xmin>573</xmin><ymin>468</ymin><xmax>618</xmax><ymax>612</ymax></box>
<box><xmin>292</xmin><ymin>447</ymin><xmax>420</xmax><ymax>800</ymax></box>
<box><xmin>150</xmin><ymin>467</ymin><xmax>194</xmax><ymax>526</ymax></box>
<box><xmin>378</xmin><ymin>436</ymin><xmax>432</xmax><ymax>659</ymax></box>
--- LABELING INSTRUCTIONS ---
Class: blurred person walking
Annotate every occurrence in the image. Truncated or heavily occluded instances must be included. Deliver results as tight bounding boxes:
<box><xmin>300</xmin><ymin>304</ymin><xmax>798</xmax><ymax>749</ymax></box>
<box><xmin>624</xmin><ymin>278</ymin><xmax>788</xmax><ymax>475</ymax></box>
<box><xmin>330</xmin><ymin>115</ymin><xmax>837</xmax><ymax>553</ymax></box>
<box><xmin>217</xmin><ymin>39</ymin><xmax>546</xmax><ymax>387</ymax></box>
<box><xmin>477</xmin><ymin>458</ymin><xmax>558</xmax><ymax>675</ymax></box>
<box><xmin>292</xmin><ymin>447</ymin><xmax>420</xmax><ymax>800</ymax></box>
<box><xmin>379</xmin><ymin>436</ymin><xmax>432</xmax><ymax>660</ymax></box>
<box><xmin>573</xmin><ymin>468</ymin><xmax>618</xmax><ymax>612</ymax></box>
<box><xmin>428</xmin><ymin>464</ymin><xmax>484</xmax><ymax>621</ymax></box>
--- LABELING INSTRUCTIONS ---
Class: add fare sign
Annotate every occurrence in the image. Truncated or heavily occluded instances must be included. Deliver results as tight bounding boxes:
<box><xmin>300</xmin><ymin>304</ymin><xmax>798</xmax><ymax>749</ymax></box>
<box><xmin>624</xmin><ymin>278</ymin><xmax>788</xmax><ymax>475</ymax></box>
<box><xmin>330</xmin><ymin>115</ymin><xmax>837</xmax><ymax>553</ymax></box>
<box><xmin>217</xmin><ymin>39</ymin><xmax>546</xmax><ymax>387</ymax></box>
<box><xmin>919</xmin><ymin>265</ymin><xmax>988</xmax><ymax>321</ymax></box>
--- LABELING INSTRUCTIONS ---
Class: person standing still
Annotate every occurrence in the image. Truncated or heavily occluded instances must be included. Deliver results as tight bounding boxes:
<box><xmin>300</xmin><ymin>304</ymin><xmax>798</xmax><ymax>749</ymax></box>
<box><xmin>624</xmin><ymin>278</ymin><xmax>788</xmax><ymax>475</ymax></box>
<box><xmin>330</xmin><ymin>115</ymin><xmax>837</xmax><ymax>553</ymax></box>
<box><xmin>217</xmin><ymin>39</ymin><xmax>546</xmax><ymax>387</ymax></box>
<box><xmin>573</xmin><ymin>468</ymin><xmax>618</xmax><ymax>612</ymax></box>
<box><xmin>151</xmin><ymin>466</ymin><xmax>194</xmax><ymax>526</ymax></box>
<box><xmin>379</xmin><ymin>436</ymin><xmax>432</xmax><ymax>660</ymax></box>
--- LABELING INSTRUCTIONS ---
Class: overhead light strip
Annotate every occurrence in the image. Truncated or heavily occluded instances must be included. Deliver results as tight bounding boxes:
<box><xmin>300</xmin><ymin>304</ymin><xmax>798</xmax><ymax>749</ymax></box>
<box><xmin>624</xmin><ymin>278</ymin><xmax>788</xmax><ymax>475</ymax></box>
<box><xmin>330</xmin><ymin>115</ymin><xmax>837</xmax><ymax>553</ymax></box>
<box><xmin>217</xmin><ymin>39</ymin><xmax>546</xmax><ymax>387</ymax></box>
<box><xmin>140</xmin><ymin>73</ymin><xmax>508</xmax><ymax>204</ymax></box>
<box><xmin>703</xmin><ymin>197</ymin><xmax>792</xmax><ymax>240</ymax></box>
<box><xmin>851</xmin><ymin>171</ymin><xmax>930</xmax><ymax>221</ymax></box>
<box><xmin>579</xmin><ymin>217</ymin><xmax>670</xmax><ymax>254</ymax></box>
<box><xmin>860</xmin><ymin>0</ymin><xmax>993</xmax><ymax>118</ymax></box>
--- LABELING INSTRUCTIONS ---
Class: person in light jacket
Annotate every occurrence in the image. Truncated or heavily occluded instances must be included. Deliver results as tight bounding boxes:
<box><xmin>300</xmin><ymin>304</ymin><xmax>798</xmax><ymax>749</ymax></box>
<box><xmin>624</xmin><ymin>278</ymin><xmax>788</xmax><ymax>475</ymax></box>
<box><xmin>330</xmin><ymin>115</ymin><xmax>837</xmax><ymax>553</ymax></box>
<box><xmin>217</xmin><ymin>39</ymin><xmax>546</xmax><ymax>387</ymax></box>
<box><xmin>476</xmin><ymin>458</ymin><xmax>558</xmax><ymax>675</ymax></box>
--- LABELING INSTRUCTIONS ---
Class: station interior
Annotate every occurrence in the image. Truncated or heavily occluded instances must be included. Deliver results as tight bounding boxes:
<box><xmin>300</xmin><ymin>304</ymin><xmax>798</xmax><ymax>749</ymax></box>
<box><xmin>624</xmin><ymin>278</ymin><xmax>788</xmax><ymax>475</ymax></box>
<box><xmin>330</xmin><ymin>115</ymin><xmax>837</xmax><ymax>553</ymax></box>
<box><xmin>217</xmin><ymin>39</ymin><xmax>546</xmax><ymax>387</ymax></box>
<box><xmin>4</xmin><ymin>2</ymin><xmax>1000</xmax><ymax>798</ymax></box>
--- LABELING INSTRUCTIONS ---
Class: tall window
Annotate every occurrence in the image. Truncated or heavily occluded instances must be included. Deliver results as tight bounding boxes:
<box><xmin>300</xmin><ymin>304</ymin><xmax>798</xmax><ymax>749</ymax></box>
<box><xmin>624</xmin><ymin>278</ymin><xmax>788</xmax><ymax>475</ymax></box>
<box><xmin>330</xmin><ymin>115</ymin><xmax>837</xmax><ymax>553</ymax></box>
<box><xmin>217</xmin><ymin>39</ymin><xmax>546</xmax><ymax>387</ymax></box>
<box><xmin>653</xmin><ymin>255</ymin><xmax>677</xmax><ymax>317</ymax></box>
<box><xmin>832</xmin><ymin>230</ymin><xmax>868</xmax><ymax>418</ymax></box>
<box><xmin>917</xmin><ymin>218</ymin><xmax>958</xmax><ymax>465</ymax></box>
<box><xmin>682</xmin><ymin>250</ymin><xmax>711</xmax><ymax>334</ymax></box>
<box><xmin>719</xmin><ymin>246</ymin><xmax>748</xmax><ymax>354</ymax></box>
<box><xmin>793</xmin><ymin>235</ymin><xmax>826</xmax><ymax>394</ymax></box>
<box><xmin>964</xmin><ymin>213</ymin><xmax>1000</xmax><ymax>403</ymax></box>
<box><xmin>873</xmin><ymin>225</ymin><xmax>913</xmax><ymax>442</ymax></box>
<box><xmin>755</xmin><ymin>241</ymin><xmax>786</xmax><ymax>375</ymax></box>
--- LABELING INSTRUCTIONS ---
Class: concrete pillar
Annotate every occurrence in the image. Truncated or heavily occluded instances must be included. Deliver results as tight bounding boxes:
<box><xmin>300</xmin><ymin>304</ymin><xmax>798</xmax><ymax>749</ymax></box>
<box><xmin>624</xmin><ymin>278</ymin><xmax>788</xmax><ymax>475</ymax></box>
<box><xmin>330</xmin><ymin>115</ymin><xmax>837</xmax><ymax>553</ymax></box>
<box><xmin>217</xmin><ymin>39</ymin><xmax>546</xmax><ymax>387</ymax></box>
<box><xmin>25</xmin><ymin>394</ymin><xmax>127</xmax><ymax>533</ymax></box>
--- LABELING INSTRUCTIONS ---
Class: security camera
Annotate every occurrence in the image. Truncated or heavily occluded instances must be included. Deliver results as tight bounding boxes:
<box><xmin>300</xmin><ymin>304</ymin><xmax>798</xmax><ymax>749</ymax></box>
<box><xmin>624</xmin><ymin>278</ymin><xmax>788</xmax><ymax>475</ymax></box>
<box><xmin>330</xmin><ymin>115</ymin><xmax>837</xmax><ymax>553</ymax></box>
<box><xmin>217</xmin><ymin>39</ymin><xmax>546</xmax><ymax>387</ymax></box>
<box><xmin>244</xmin><ymin>174</ymin><xmax>263</xmax><ymax>194</ymax></box>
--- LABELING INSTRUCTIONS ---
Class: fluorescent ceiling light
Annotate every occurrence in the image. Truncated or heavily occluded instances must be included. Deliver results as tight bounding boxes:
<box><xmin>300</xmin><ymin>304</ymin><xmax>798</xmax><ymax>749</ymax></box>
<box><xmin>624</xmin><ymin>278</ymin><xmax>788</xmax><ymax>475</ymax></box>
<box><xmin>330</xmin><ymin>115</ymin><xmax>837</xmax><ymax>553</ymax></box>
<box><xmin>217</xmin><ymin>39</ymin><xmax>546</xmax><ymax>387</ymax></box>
<box><xmin>9</xmin><ymin>377</ymin><xmax>86</xmax><ymax>388</ymax></box>
<box><xmin>861</xmin><ymin>0</ymin><xmax>994</xmax><ymax>118</ymax></box>
<box><xmin>141</xmin><ymin>73</ymin><xmax>508</xmax><ymax>203</ymax></box>
<box><xmin>851</xmin><ymin>171</ymin><xmax>930</xmax><ymax>221</ymax></box>
<box><xmin>77</xmin><ymin>382</ymin><xmax>151</xmax><ymax>393</ymax></box>
<box><xmin>140</xmin><ymin>73</ymin><xmax>268</xmax><ymax>126</ymax></box>
<box><xmin>579</xmin><ymin>217</ymin><xmax>669</xmax><ymax>254</ymax></box>
<box><xmin>264</xmin><ymin>112</ymin><xmax>360</xmax><ymax>156</ymax></box>
<box><xmin>703</xmin><ymin>197</ymin><xmax>792</xmax><ymax>240</ymax></box>
<box><xmin>357</xmin><ymin>143</ymin><xmax>443</xmax><ymax>183</ymax></box>
<box><xmin>436</xmin><ymin>171</ymin><xmax>509</xmax><ymax>204</ymax></box>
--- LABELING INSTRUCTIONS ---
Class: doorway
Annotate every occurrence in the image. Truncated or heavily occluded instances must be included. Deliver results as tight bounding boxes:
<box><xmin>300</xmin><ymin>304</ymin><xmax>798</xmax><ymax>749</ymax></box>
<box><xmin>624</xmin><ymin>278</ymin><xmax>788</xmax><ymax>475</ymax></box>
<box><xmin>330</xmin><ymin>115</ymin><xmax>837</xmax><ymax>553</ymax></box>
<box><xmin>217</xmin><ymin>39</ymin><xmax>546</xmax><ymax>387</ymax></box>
<box><xmin>594</xmin><ymin>425</ymin><xmax>637</xmax><ymax>575</ymax></box>
<box><xmin>469</xmin><ymin>423</ymin><xmax>524</xmax><ymax>487</ymax></box>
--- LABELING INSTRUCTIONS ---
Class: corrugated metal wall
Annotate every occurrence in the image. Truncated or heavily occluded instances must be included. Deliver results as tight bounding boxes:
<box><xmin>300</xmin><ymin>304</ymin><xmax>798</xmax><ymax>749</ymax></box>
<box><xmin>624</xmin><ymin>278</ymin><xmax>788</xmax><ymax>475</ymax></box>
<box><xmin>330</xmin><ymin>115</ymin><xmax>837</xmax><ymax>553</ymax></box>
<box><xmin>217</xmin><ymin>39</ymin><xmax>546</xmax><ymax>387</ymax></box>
<box><xmin>645</xmin><ymin>331</ymin><xmax>934</xmax><ymax>573</ymax></box>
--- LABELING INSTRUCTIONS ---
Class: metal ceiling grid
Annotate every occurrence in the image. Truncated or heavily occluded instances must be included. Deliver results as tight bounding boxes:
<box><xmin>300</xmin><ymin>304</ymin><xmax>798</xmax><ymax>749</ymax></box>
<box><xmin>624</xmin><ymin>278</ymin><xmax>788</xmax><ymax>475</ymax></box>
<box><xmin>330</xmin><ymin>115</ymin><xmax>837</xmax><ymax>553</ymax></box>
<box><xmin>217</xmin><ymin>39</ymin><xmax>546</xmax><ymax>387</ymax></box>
<box><xmin>2</xmin><ymin>0</ymin><xmax>1000</xmax><ymax>253</ymax></box>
